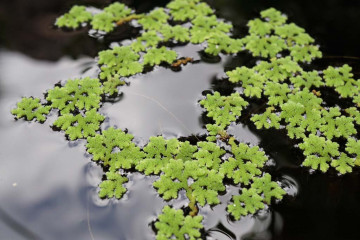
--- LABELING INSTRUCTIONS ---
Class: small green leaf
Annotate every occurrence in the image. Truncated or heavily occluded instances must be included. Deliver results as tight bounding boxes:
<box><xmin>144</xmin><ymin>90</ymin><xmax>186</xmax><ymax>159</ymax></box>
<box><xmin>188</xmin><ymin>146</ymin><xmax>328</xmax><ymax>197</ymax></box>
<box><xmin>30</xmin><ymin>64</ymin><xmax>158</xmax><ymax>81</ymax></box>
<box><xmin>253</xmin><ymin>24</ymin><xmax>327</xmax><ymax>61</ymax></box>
<box><xmin>99</xmin><ymin>171</ymin><xmax>128</xmax><ymax>199</ymax></box>
<box><xmin>155</xmin><ymin>206</ymin><xmax>203</xmax><ymax>240</ymax></box>
<box><xmin>138</xmin><ymin>8</ymin><xmax>169</xmax><ymax>30</ymax></box>
<box><xmin>251</xmin><ymin>107</ymin><xmax>281</xmax><ymax>129</ymax></box>
<box><xmin>299</xmin><ymin>134</ymin><xmax>340</xmax><ymax>172</ymax></box>
<box><xmin>227</xmin><ymin>188</ymin><xmax>264</xmax><ymax>220</ymax></box>
<box><xmin>55</xmin><ymin>6</ymin><xmax>92</xmax><ymax>29</ymax></box>
<box><xmin>251</xmin><ymin>173</ymin><xmax>286</xmax><ymax>203</ymax></box>
<box><xmin>11</xmin><ymin>97</ymin><xmax>50</xmax><ymax>122</ymax></box>
<box><xmin>86</xmin><ymin>127</ymin><xmax>144</xmax><ymax>169</ymax></box>
<box><xmin>200</xmin><ymin>92</ymin><xmax>248</xmax><ymax>128</ymax></box>
<box><xmin>220</xmin><ymin>138</ymin><xmax>268</xmax><ymax>185</ymax></box>
<box><xmin>167</xmin><ymin>0</ymin><xmax>213</xmax><ymax>21</ymax></box>
<box><xmin>143</xmin><ymin>47</ymin><xmax>178</xmax><ymax>66</ymax></box>
<box><xmin>331</xmin><ymin>153</ymin><xmax>355</xmax><ymax>174</ymax></box>
<box><xmin>53</xmin><ymin>109</ymin><xmax>104</xmax><ymax>140</ymax></box>
<box><xmin>46</xmin><ymin>77</ymin><xmax>103</xmax><ymax>114</ymax></box>
<box><xmin>193</xmin><ymin>142</ymin><xmax>226</xmax><ymax>171</ymax></box>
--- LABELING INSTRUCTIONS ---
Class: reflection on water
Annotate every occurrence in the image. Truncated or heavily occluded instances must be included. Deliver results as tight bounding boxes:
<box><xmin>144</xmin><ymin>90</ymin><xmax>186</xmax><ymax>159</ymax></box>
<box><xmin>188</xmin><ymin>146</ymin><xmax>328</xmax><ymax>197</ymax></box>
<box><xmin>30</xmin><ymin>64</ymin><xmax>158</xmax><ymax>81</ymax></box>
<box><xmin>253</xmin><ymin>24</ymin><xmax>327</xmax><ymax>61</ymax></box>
<box><xmin>0</xmin><ymin>49</ymin><xmax>269</xmax><ymax>240</ymax></box>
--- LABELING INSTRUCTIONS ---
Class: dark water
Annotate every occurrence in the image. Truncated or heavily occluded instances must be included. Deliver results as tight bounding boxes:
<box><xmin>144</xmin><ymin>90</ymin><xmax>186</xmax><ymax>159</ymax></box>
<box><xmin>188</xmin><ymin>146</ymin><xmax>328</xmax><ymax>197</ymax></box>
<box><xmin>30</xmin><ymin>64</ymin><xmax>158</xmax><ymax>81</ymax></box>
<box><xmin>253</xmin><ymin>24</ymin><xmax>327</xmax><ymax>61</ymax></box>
<box><xmin>1</xmin><ymin>0</ymin><xmax>360</xmax><ymax>240</ymax></box>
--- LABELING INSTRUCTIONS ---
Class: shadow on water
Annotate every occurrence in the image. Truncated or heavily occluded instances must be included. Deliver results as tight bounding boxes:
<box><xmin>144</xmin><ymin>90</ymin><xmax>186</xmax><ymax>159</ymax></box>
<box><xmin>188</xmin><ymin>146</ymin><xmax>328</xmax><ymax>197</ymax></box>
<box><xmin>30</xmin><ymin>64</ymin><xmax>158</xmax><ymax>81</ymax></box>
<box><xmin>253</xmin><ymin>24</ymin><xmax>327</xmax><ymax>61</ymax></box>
<box><xmin>1</xmin><ymin>0</ymin><xmax>360</xmax><ymax>240</ymax></box>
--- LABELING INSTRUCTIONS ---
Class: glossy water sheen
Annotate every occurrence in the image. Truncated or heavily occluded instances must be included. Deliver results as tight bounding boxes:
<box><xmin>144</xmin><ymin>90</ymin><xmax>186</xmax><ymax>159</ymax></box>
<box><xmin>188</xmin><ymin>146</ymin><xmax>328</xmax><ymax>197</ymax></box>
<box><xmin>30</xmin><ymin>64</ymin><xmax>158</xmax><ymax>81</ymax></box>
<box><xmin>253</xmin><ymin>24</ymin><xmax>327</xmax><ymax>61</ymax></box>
<box><xmin>1</xmin><ymin>0</ymin><xmax>360</xmax><ymax>240</ymax></box>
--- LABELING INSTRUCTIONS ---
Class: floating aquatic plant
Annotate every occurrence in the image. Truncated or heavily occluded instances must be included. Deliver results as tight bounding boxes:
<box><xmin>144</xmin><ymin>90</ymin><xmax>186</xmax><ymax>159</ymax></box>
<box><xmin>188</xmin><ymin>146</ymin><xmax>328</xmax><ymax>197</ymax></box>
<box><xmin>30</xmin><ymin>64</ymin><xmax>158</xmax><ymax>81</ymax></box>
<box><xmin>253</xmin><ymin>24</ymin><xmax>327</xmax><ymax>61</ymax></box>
<box><xmin>46</xmin><ymin>77</ymin><xmax>103</xmax><ymax>114</ymax></box>
<box><xmin>15</xmin><ymin>0</ymin><xmax>360</xmax><ymax>238</ymax></box>
<box><xmin>155</xmin><ymin>206</ymin><xmax>203</xmax><ymax>240</ymax></box>
<box><xmin>11</xmin><ymin>97</ymin><xmax>50</xmax><ymax>122</ymax></box>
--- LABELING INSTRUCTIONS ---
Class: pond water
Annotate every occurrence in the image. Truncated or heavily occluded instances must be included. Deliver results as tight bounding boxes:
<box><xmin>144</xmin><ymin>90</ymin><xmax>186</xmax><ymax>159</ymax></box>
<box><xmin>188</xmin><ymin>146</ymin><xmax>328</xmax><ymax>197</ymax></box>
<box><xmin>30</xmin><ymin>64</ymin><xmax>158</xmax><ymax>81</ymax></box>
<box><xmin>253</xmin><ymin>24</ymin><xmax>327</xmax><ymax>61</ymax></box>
<box><xmin>1</xmin><ymin>0</ymin><xmax>360</xmax><ymax>240</ymax></box>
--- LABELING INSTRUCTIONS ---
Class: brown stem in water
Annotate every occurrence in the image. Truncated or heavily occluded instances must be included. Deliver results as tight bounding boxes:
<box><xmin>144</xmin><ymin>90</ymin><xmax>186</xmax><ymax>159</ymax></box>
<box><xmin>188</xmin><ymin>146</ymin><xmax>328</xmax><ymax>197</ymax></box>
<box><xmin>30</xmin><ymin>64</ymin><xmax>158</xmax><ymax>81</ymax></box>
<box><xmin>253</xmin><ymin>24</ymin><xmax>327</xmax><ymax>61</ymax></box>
<box><xmin>186</xmin><ymin>187</ymin><xmax>198</xmax><ymax>216</ymax></box>
<box><xmin>171</xmin><ymin>57</ymin><xmax>194</xmax><ymax>67</ymax></box>
<box><xmin>116</xmin><ymin>14</ymin><xmax>144</xmax><ymax>25</ymax></box>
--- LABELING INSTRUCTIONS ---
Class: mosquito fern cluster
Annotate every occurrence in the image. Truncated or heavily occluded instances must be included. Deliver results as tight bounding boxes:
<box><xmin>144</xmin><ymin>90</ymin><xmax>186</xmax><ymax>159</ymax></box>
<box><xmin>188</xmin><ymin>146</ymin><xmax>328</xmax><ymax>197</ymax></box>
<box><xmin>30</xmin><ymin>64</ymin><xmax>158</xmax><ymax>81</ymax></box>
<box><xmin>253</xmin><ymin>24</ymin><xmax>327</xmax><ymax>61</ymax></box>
<box><xmin>11</xmin><ymin>0</ymin><xmax>360</xmax><ymax>238</ymax></box>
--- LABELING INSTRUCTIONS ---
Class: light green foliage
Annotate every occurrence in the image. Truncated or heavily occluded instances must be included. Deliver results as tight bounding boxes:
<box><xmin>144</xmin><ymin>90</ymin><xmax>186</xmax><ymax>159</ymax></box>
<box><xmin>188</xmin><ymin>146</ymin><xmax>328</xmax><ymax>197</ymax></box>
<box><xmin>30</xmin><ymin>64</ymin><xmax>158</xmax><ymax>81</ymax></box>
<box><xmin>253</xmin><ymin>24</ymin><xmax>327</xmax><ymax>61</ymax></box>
<box><xmin>299</xmin><ymin>134</ymin><xmax>340</xmax><ymax>172</ymax></box>
<box><xmin>260</xmin><ymin>8</ymin><xmax>287</xmax><ymax>26</ymax></box>
<box><xmin>228</xmin><ymin>173</ymin><xmax>285</xmax><ymax>220</ymax></box>
<box><xmin>251</xmin><ymin>107</ymin><xmax>281</xmax><ymax>129</ymax></box>
<box><xmin>290</xmin><ymin>70</ymin><xmax>323</xmax><ymax>89</ymax></box>
<box><xmin>346</xmin><ymin>138</ymin><xmax>360</xmax><ymax>166</ymax></box>
<box><xmin>131</xmin><ymin>31</ymin><xmax>163</xmax><ymax>52</ymax></box>
<box><xmin>193</xmin><ymin>142</ymin><xmax>226</xmax><ymax>171</ymax></box>
<box><xmin>242</xmin><ymin>35</ymin><xmax>286</xmax><ymax>58</ymax></box>
<box><xmin>55</xmin><ymin>6</ymin><xmax>92</xmax><ymax>29</ymax></box>
<box><xmin>220</xmin><ymin>138</ymin><xmax>268</xmax><ymax>185</ymax></box>
<box><xmin>53</xmin><ymin>109</ymin><xmax>104</xmax><ymax>140</ymax></box>
<box><xmin>190</xmin><ymin>15</ymin><xmax>232</xmax><ymax>44</ymax></box>
<box><xmin>227</xmin><ymin>188</ymin><xmax>264</xmax><ymax>220</ymax></box>
<box><xmin>46</xmin><ymin>77</ymin><xmax>102</xmax><ymax>114</ymax></box>
<box><xmin>11</xmin><ymin>97</ymin><xmax>50</xmax><ymax>122</ymax></box>
<box><xmin>102</xmin><ymin>75</ymin><xmax>125</xmax><ymax>95</ymax></box>
<box><xmin>251</xmin><ymin>173</ymin><xmax>285</xmax><ymax>203</ymax></box>
<box><xmin>331</xmin><ymin>153</ymin><xmax>354</xmax><ymax>174</ymax></box>
<box><xmin>86</xmin><ymin>128</ymin><xmax>144</xmax><ymax>169</ymax></box>
<box><xmin>205</xmin><ymin>34</ymin><xmax>243</xmax><ymax>55</ymax></box>
<box><xmin>205</xmin><ymin>124</ymin><xmax>227</xmax><ymax>142</ymax></box>
<box><xmin>143</xmin><ymin>47</ymin><xmax>178</xmax><ymax>66</ymax></box>
<box><xmin>254</xmin><ymin>57</ymin><xmax>301</xmax><ymax>82</ymax></box>
<box><xmin>99</xmin><ymin>171</ymin><xmax>128</xmax><ymax>199</ymax></box>
<box><xmin>323</xmin><ymin>64</ymin><xmax>359</xmax><ymax>98</ymax></box>
<box><xmin>138</xmin><ymin>8</ymin><xmax>169</xmax><ymax>30</ymax></box>
<box><xmin>160</xmin><ymin>25</ymin><xmax>190</xmax><ymax>42</ymax></box>
<box><xmin>155</xmin><ymin>206</ymin><xmax>203</xmax><ymax>240</ymax></box>
<box><xmin>290</xmin><ymin>44</ymin><xmax>322</xmax><ymax>62</ymax></box>
<box><xmin>136</xmin><ymin>137</ymin><xmax>195</xmax><ymax>175</ymax></box>
<box><xmin>279</xmin><ymin>90</ymin><xmax>323</xmax><ymax>139</ymax></box>
<box><xmin>264</xmin><ymin>82</ymin><xmax>290</xmax><ymax>106</ymax></box>
<box><xmin>200</xmin><ymin>92</ymin><xmax>248</xmax><ymax>128</ymax></box>
<box><xmin>91</xmin><ymin>2</ymin><xmax>132</xmax><ymax>32</ymax></box>
<box><xmin>98</xmin><ymin>46</ymin><xmax>143</xmax><ymax>88</ymax></box>
<box><xmin>346</xmin><ymin>107</ymin><xmax>360</xmax><ymax>124</ymax></box>
<box><xmin>167</xmin><ymin>0</ymin><xmax>213</xmax><ymax>21</ymax></box>
<box><xmin>153</xmin><ymin>159</ymin><xmax>225</xmax><ymax>206</ymax></box>
<box><xmin>226</xmin><ymin>67</ymin><xmax>265</xmax><ymax>98</ymax></box>
<box><xmin>244</xmin><ymin>8</ymin><xmax>321</xmax><ymax>61</ymax></box>
<box><xmin>320</xmin><ymin>108</ymin><xmax>356</xmax><ymax>139</ymax></box>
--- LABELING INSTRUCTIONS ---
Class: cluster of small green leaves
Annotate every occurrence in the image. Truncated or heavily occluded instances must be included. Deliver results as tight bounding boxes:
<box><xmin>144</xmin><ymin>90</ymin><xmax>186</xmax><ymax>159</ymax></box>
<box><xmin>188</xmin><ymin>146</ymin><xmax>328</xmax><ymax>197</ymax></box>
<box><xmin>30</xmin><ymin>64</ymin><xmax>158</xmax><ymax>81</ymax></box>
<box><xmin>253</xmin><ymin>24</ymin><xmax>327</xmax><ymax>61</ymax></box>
<box><xmin>200</xmin><ymin>91</ymin><xmax>248</xmax><ymax>141</ymax></box>
<box><xmin>155</xmin><ymin>206</ymin><xmax>203</xmax><ymax>240</ymax></box>
<box><xmin>224</xmin><ymin>37</ymin><xmax>360</xmax><ymax>174</ymax></box>
<box><xmin>228</xmin><ymin>173</ymin><xmax>285</xmax><ymax>220</ymax></box>
<box><xmin>55</xmin><ymin>3</ymin><xmax>133</xmax><ymax>32</ymax></box>
<box><xmin>13</xmin><ymin>1</ymin><xmax>314</xmax><ymax>239</ymax></box>
<box><xmin>242</xmin><ymin>8</ymin><xmax>322</xmax><ymax>61</ymax></box>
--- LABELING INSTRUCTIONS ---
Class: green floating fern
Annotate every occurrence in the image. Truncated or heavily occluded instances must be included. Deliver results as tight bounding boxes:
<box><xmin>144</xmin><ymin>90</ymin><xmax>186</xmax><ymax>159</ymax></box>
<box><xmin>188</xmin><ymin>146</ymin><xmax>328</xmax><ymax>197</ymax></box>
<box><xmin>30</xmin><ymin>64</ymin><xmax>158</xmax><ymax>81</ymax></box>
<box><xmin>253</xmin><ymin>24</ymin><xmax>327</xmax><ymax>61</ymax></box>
<box><xmin>55</xmin><ymin>5</ymin><xmax>92</xmax><ymax>29</ymax></box>
<box><xmin>11</xmin><ymin>97</ymin><xmax>51</xmax><ymax>122</ymax></box>
<box><xmin>190</xmin><ymin>15</ymin><xmax>232</xmax><ymax>44</ymax></box>
<box><xmin>137</xmin><ymin>8</ymin><xmax>169</xmax><ymax>31</ymax></box>
<box><xmin>86</xmin><ymin>127</ymin><xmax>144</xmax><ymax>170</ymax></box>
<box><xmin>299</xmin><ymin>134</ymin><xmax>340</xmax><ymax>172</ymax></box>
<box><xmin>53</xmin><ymin>109</ymin><xmax>104</xmax><ymax>140</ymax></box>
<box><xmin>153</xmin><ymin>159</ymin><xmax>225</xmax><ymax>206</ymax></box>
<box><xmin>136</xmin><ymin>137</ymin><xmax>196</xmax><ymax>175</ymax></box>
<box><xmin>99</xmin><ymin>171</ymin><xmax>128</xmax><ymax>199</ymax></box>
<box><xmin>167</xmin><ymin>0</ymin><xmax>213</xmax><ymax>21</ymax></box>
<box><xmin>228</xmin><ymin>173</ymin><xmax>285</xmax><ymax>220</ymax></box>
<box><xmin>46</xmin><ymin>77</ymin><xmax>103</xmax><ymax>114</ymax></box>
<box><xmin>243</xmin><ymin>8</ymin><xmax>322</xmax><ymax>62</ymax></box>
<box><xmin>220</xmin><ymin>138</ymin><xmax>268</xmax><ymax>185</ymax></box>
<box><xmin>200</xmin><ymin>91</ymin><xmax>248</xmax><ymax>128</ymax></box>
<box><xmin>91</xmin><ymin>2</ymin><xmax>132</xmax><ymax>32</ymax></box>
<box><xmin>323</xmin><ymin>64</ymin><xmax>360</xmax><ymax>98</ymax></box>
<box><xmin>143</xmin><ymin>47</ymin><xmax>178</xmax><ymax>66</ymax></box>
<box><xmin>155</xmin><ymin>206</ymin><xmax>203</xmax><ymax>240</ymax></box>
